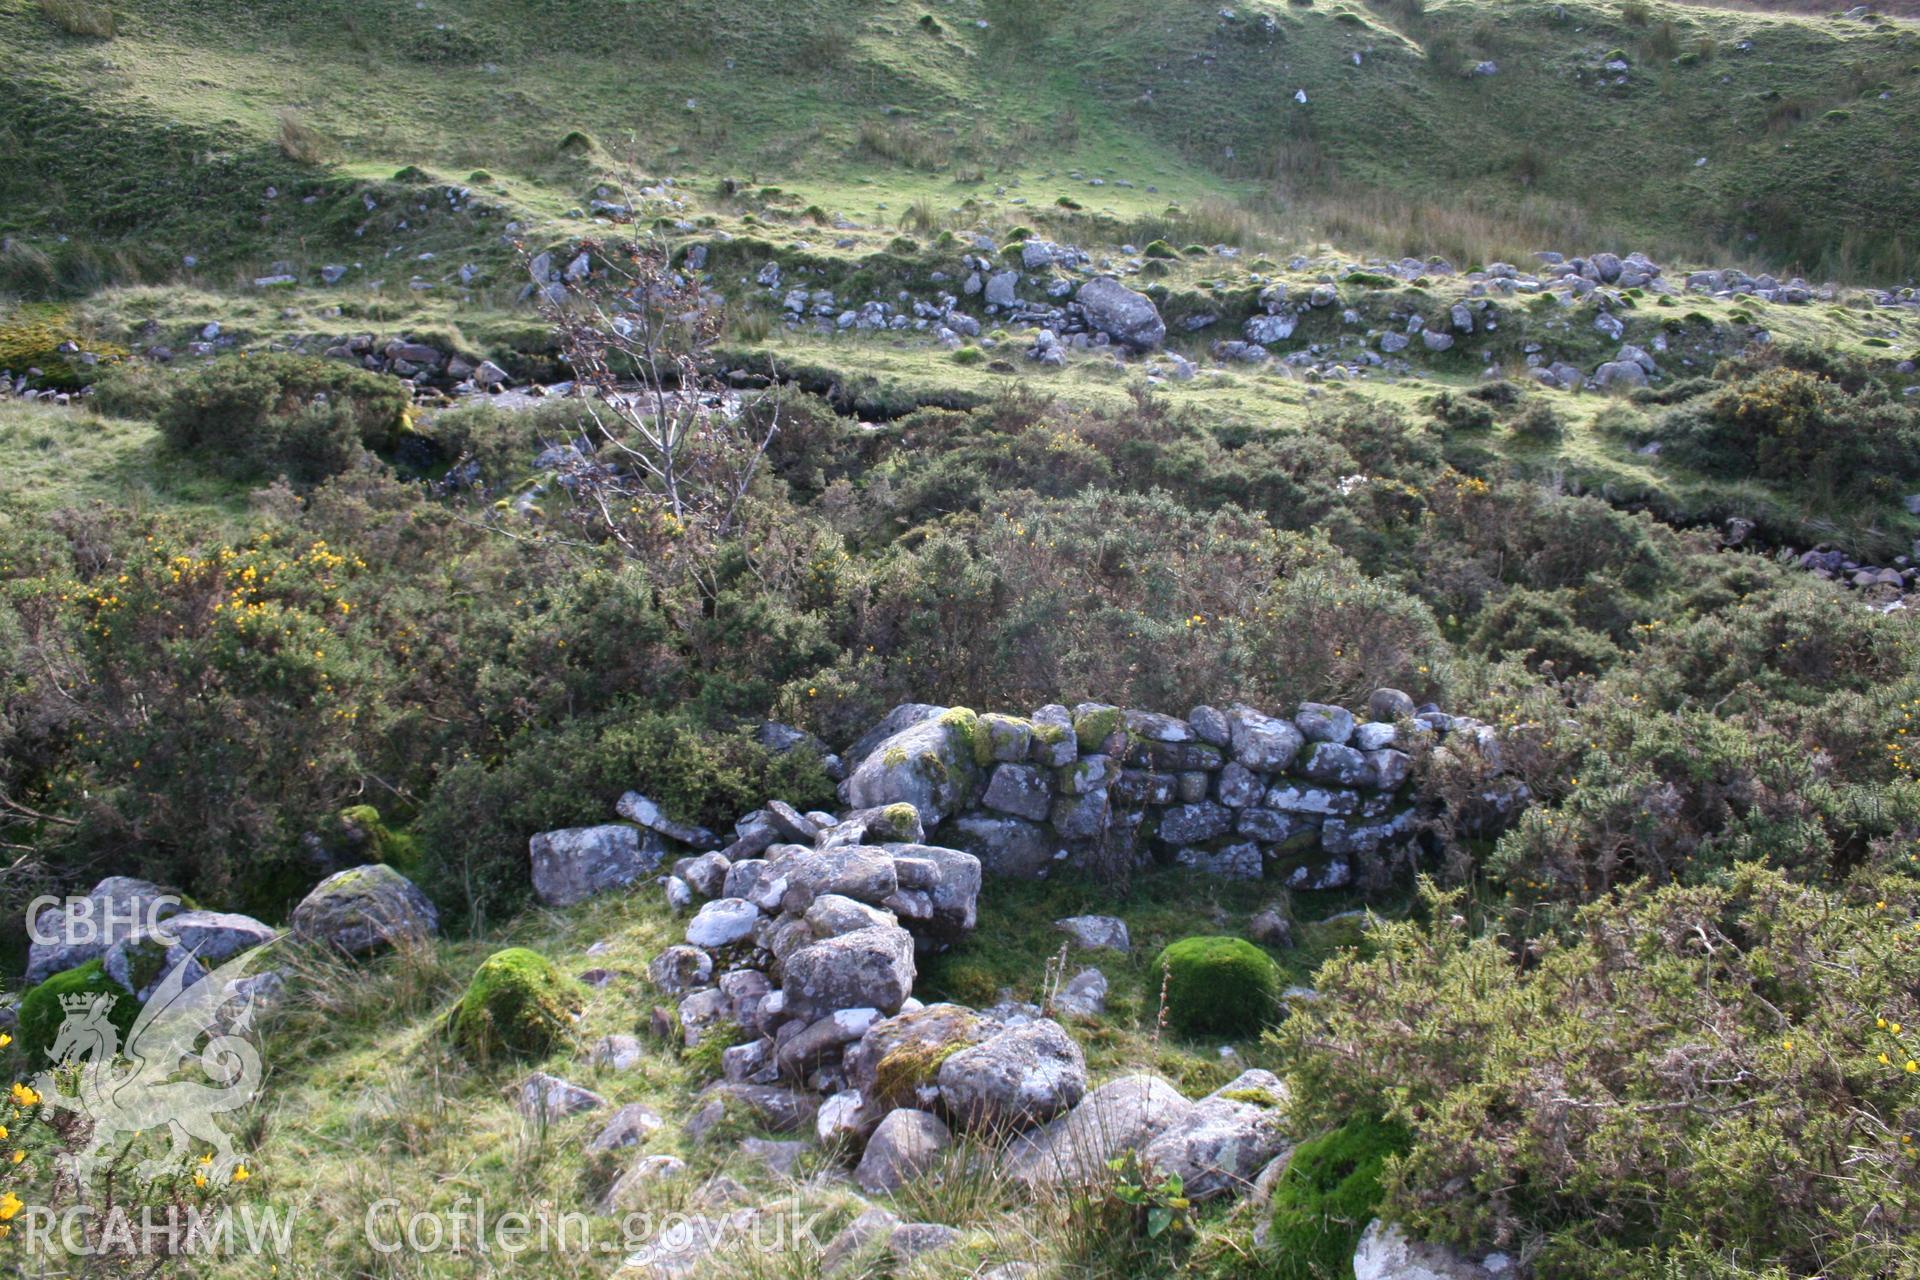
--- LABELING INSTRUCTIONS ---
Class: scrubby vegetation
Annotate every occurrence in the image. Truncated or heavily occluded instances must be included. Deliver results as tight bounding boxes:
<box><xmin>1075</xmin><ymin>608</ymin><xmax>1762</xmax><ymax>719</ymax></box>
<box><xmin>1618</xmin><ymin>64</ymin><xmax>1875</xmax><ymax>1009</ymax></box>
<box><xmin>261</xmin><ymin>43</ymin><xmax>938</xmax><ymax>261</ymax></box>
<box><xmin>5</xmin><ymin>1</ymin><xmax>1920</xmax><ymax>1277</ymax></box>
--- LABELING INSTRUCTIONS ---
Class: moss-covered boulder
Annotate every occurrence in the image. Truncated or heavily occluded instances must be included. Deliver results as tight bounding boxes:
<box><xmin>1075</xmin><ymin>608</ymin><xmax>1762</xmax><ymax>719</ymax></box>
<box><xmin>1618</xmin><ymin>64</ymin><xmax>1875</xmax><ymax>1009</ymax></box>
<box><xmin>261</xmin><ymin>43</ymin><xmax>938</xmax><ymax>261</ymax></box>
<box><xmin>291</xmin><ymin>864</ymin><xmax>438</xmax><ymax>956</ymax></box>
<box><xmin>842</xmin><ymin>711</ymin><xmax>982</xmax><ymax>825</ymax></box>
<box><xmin>17</xmin><ymin>960</ymin><xmax>140</xmax><ymax>1064</ymax></box>
<box><xmin>1266</xmin><ymin>1114</ymin><xmax>1412</xmax><ymax>1279</ymax></box>
<box><xmin>1152</xmin><ymin>935</ymin><xmax>1281</xmax><ymax>1037</ymax></box>
<box><xmin>449</xmin><ymin>948</ymin><xmax>583</xmax><ymax>1064</ymax></box>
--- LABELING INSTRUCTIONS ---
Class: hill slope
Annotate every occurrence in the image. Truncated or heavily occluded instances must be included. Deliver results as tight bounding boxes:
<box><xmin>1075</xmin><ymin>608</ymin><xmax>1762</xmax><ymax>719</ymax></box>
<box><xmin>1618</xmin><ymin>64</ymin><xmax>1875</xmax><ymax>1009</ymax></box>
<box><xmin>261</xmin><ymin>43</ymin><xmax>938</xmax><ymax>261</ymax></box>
<box><xmin>3</xmin><ymin>0</ymin><xmax>1918</xmax><ymax>292</ymax></box>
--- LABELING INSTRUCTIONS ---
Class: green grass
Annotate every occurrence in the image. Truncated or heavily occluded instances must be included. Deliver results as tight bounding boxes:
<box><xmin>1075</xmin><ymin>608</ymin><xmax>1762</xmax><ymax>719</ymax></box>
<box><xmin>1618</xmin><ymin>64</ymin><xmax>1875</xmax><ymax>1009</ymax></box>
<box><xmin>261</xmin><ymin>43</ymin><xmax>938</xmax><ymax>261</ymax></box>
<box><xmin>2</xmin><ymin>0</ymin><xmax>1917</xmax><ymax>295</ymax></box>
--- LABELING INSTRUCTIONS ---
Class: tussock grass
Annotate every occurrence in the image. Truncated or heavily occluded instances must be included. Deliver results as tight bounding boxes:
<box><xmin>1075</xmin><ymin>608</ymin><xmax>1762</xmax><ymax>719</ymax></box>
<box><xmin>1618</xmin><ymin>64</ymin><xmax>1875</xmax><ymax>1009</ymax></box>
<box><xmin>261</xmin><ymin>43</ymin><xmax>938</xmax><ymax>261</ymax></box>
<box><xmin>856</xmin><ymin>119</ymin><xmax>955</xmax><ymax>172</ymax></box>
<box><xmin>40</xmin><ymin>0</ymin><xmax>114</xmax><ymax>38</ymax></box>
<box><xmin>276</xmin><ymin>111</ymin><xmax>332</xmax><ymax>165</ymax></box>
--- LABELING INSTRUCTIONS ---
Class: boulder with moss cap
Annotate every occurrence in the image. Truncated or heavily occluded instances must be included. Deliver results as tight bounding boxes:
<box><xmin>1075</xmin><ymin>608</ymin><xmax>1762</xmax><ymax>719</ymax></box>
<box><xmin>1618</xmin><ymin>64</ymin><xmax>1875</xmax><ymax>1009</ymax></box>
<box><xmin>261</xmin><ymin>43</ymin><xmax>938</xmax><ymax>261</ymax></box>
<box><xmin>291</xmin><ymin>864</ymin><xmax>438</xmax><ymax>956</ymax></box>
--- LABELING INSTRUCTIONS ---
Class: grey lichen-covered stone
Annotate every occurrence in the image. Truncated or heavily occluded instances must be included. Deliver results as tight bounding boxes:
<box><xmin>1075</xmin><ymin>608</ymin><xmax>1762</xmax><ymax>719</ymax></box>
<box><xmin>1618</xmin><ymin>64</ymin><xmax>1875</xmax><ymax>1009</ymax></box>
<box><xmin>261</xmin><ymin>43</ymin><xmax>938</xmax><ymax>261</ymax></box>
<box><xmin>648</xmin><ymin>944</ymin><xmax>714</xmax><ymax>994</ymax></box>
<box><xmin>886</xmin><ymin>844</ymin><xmax>982</xmax><ymax>941</ymax></box>
<box><xmin>529</xmin><ymin>824</ymin><xmax>664</xmax><ymax>907</ymax></box>
<box><xmin>291</xmin><ymin>864</ymin><xmax>438</xmax><ymax>956</ymax></box>
<box><xmin>1265</xmin><ymin>783</ymin><xmax>1361</xmax><ymax>816</ymax></box>
<box><xmin>947</xmin><ymin>813</ymin><xmax>1059</xmax><ymax>878</ymax></box>
<box><xmin>28</xmin><ymin>877</ymin><xmax>181</xmax><ymax>984</ymax></box>
<box><xmin>1055</xmin><ymin>914</ymin><xmax>1130</xmax><ymax>951</ymax></box>
<box><xmin>1050</xmin><ymin>789</ymin><xmax>1112</xmax><ymax>840</ymax></box>
<box><xmin>843</xmin><ymin>716</ymin><xmax>979</xmax><ymax>825</ymax></box>
<box><xmin>1296</xmin><ymin>703</ymin><xmax>1357</xmax><ymax>745</ymax></box>
<box><xmin>587</xmin><ymin>1102</ymin><xmax>664</xmax><ymax>1153</ymax></box>
<box><xmin>937</xmin><ymin>1017</ymin><xmax>1087</xmax><ymax>1132</ymax></box>
<box><xmin>984</xmin><ymin>763</ymin><xmax>1054</xmax><ymax>821</ymax></box>
<box><xmin>1368</xmin><ymin>688</ymin><xmax>1417</xmax><ymax>722</ymax></box>
<box><xmin>1002</xmin><ymin>1074</ymin><xmax>1194</xmax><ymax>1187</ymax></box>
<box><xmin>513</xmin><ymin>1072</ymin><xmax>607</xmax><ymax>1122</ymax></box>
<box><xmin>1352</xmin><ymin>1219</ymin><xmax>1517</xmax><ymax>1280</ymax></box>
<box><xmin>1174</xmin><ymin>841</ymin><xmax>1263</xmax><ymax>879</ymax></box>
<box><xmin>1075</xmin><ymin>276</ymin><xmax>1166</xmax><ymax>349</ymax></box>
<box><xmin>979</xmin><ymin>713</ymin><xmax>1035</xmax><ymax>762</ymax></box>
<box><xmin>1158</xmin><ymin>801</ymin><xmax>1233</xmax><ymax>845</ymax></box>
<box><xmin>1299</xmin><ymin>742</ymin><xmax>1377</xmax><ymax>788</ymax></box>
<box><xmin>615</xmin><ymin>791</ymin><xmax>718</xmax><ymax>849</ymax></box>
<box><xmin>1140</xmin><ymin>1069</ymin><xmax>1291</xmax><ymax>1200</ymax></box>
<box><xmin>685</xmin><ymin>898</ymin><xmax>762</xmax><ymax>949</ymax></box>
<box><xmin>1050</xmin><ymin>967</ymin><xmax>1109</xmax><ymax>1019</ymax></box>
<box><xmin>1228</xmin><ymin>706</ymin><xmax>1305</xmax><ymax>772</ymax></box>
<box><xmin>781</xmin><ymin>924</ymin><xmax>917</xmax><ymax>1021</ymax></box>
<box><xmin>855</xmin><ymin>1108</ymin><xmax>952</xmax><ymax>1192</ymax></box>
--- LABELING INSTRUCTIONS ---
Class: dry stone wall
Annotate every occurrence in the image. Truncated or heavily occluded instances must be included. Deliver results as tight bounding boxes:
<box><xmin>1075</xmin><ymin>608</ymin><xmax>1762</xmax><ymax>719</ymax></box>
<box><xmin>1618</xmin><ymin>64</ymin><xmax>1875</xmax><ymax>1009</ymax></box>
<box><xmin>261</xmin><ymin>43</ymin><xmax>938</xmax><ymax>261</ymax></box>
<box><xmin>839</xmin><ymin>691</ymin><xmax>1523</xmax><ymax>893</ymax></box>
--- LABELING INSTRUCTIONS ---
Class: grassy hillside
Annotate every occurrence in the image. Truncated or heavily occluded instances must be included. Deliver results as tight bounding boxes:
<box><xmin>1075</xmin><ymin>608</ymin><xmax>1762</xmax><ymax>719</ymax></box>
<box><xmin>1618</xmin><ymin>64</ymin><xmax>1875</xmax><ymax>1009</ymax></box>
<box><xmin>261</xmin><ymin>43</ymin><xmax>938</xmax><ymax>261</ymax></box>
<box><xmin>3</xmin><ymin>0</ymin><xmax>1918</xmax><ymax>292</ymax></box>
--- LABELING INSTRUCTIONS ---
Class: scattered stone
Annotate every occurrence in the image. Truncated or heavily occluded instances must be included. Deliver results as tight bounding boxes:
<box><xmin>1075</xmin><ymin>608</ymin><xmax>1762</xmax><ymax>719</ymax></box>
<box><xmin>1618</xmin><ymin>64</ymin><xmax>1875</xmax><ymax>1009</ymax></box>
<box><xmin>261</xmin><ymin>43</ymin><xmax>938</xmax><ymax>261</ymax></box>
<box><xmin>855</xmin><ymin>1108</ymin><xmax>952</xmax><ymax>1192</ymax></box>
<box><xmin>937</xmin><ymin>1018</ymin><xmax>1087</xmax><ymax>1132</ymax></box>
<box><xmin>513</xmin><ymin>1073</ymin><xmax>606</xmax><ymax>1123</ymax></box>
<box><xmin>587</xmin><ymin>1103</ymin><xmax>664</xmax><ymax>1153</ymax></box>
<box><xmin>290</xmin><ymin>865</ymin><xmax>438</xmax><ymax>957</ymax></box>
<box><xmin>686</xmin><ymin>898</ymin><xmax>762</xmax><ymax>949</ymax></box>
<box><xmin>1003</xmin><ymin>1074</ymin><xmax>1194</xmax><ymax>1187</ymax></box>
<box><xmin>1056</xmin><ymin>915</ymin><xmax>1130</xmax><ymax>951</ymax></box>
<box><xmin>1352</xmin><ymin>1219</ymin><xmax>1515</xmax><ymax>1279</ymax></box>
<box><xmin>530</xmin><ymin>825</ymin><xmax>665</xmax><ymax>907</ymax></box>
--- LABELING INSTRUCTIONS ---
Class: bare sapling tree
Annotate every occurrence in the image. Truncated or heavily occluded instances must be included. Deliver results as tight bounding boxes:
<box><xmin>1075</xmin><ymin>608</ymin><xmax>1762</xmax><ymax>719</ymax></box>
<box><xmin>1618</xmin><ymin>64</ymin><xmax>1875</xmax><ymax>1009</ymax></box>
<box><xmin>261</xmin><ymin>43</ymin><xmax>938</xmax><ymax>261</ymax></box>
<box><xmin>526</xmin><ymin>236</ymin><xmax>780</xmax><ymax>564</ymax></box>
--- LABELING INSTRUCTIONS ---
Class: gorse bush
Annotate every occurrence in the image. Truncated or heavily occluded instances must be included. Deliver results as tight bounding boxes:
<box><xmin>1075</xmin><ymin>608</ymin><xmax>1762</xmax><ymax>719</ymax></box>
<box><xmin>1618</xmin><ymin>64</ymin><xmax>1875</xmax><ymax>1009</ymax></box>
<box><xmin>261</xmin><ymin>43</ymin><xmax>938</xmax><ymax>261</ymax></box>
<box><xmin>1278</xmin><ymin>872</ymin><xmax>1920</xmax><ymax>1277</ymax></box>
<box><xmin>148</xmin><ymin>353</ymin><xmax>411</xmax><ymax>484</ymax></box>
<box><xmin>1656</xmin><ymin>365</ymin><xmax>1920</xmax><ymax>505</ymax></box>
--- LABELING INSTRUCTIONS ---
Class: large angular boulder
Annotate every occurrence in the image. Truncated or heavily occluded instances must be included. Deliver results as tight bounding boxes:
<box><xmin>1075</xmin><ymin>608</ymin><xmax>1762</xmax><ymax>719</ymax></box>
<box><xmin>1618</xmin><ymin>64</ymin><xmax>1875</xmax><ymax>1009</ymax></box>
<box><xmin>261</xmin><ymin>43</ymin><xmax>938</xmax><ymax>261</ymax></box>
<box><xmin>946</xmin><ymin>813</ymin><xmax>1058</xmax><ymax>879</ymax></box>
<box><xmin>1228</xmin><ymin>706</ymin><xmax>1305</xmax><ymax>772</ymax></box>
<box><xmin>855</xmin><ymin>1108</ymin><xmax>952</xmax><ymax>1193</ymax></box>
<box><xmin>27</xmin><ymin>877</ymin><xmax>180</xmax><ymax>984</ymax></box>
<box><xmin>1002</xmin><ymin>1074</ymin><xmax>1193</xmax><ymax>1187</ymax></box>
<box><xmin>1140</xmin><ymin>1069</ymin><xmax>1290</xmax><ymax>1200</ymax></box>
<box><xmin>845</xmin><ymin>1003</ymin><xmax>991</xmax><ymax>1103</ymax></box>
<box><xmin>102</xmin><ymin>910</ymin><xmax>274</xmax><ymax>1001</ymax></box>
<box><xmin>847</xmin><ymin>704</ymin><xmax>948</xmax><ymax>769</ymax></box>
<box><xmin>780</xmin><ymin>924</ymin><xmax>916</xmax><ymax>1021</ymax></box>
<box><xmin>530</xmin><ymin>824</ymin><xmax>665</xmax><ymax>907</ymax></box>
<box><xmin>843</xmin><ymin>714</ymin><xmax>980</xmax><ymax>826</ymax></box>
<box><xmin>884</xmin><ymin>844</ymin><xmax>981</xmax><ymax>942</ymax></box>
<box><xmin>1076</xmin><ymin>277</ymin><xmax>1166</xmax><ymax>350</ymax></box>
<box><xmin>936</xmin><ymin>1018</ymin><xmax>1087</xmax><ymax>1133</ymax></box>
<box><xmin>291</xmin><ymin>865</ymin><xmax>438</xmax><ymax>956</ymax></box>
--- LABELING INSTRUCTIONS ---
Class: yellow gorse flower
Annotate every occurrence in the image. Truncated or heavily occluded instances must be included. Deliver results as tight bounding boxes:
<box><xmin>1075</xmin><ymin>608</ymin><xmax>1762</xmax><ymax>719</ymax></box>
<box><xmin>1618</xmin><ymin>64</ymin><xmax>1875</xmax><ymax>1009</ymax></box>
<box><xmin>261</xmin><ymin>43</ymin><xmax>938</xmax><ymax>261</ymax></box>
<box><xmin>7</xmin><ymin>1083</ymin><xmax>36</xmax><ymax>1109</ymax></box>
<box><xmin>0</xmin><ymin>1192</ymin><xmax>21</xmax><ymax>1221</ymax></box>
